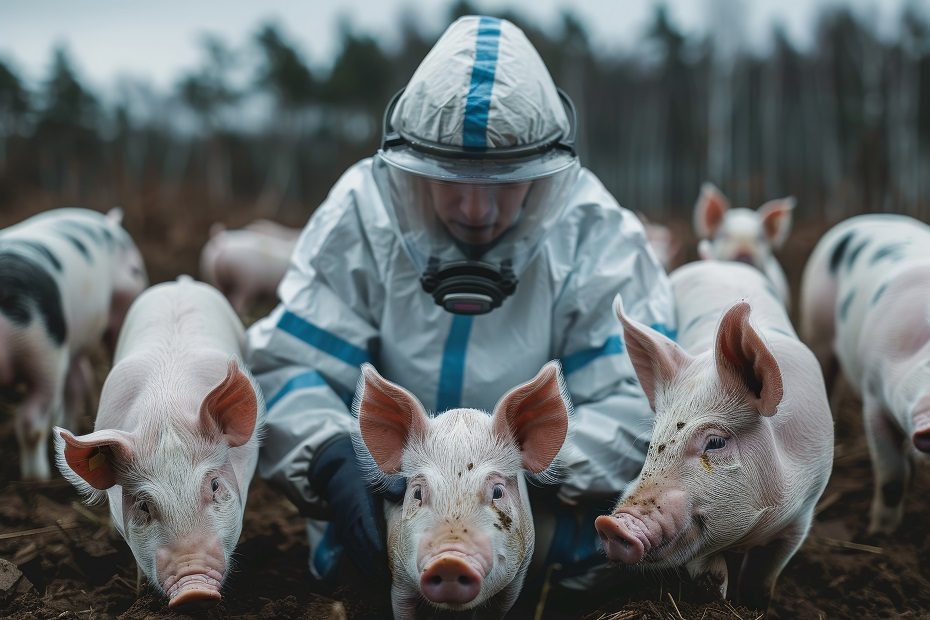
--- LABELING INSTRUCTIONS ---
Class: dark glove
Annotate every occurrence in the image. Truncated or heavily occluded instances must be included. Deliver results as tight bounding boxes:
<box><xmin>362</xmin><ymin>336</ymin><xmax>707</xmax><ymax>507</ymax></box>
<box><xmin>308</xmin><ymin>433</ymin><xmax>391</xmax><ymax>585</ymax></box>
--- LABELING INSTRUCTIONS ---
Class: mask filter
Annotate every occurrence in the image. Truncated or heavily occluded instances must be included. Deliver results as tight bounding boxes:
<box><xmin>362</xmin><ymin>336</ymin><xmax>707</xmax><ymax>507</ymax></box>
<box><xmin>420</xmin><ymin>258</ymin><xmax>517</xmax><ymax>315</ymax></box>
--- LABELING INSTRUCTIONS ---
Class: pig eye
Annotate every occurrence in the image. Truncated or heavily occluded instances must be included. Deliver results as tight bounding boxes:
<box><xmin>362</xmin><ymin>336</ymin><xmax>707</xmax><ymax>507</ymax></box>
<box><xmin>704</xmin><ymin>436</ymin><xmax>727</xmax><ymax>451</ymax></box>
<box><xmin>492</xmin><ymin>484</ymin><xmax>504</xmax><ymax>501</ymax></box>
<box><xmin>412</xmin><ymin>486</ymin><xmax>422</xmax><ymax>502</ymax></box>
<box><xmin>139</xmin><ymin>501</ymin><xmax>149</xmax><ymax>514</ymax></box>
<box><xmin>211</xmin><ymin>478</ymin><xmax>220</xmax><ymax>494</ymax></box>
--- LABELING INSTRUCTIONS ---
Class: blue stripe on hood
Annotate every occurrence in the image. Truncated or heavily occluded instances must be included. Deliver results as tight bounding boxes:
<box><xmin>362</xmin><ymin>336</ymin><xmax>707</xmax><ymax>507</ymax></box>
<box><xmin>463</xmin><ymin>16</ymin><xmax>502</xmax><ymax>148</ymax></box>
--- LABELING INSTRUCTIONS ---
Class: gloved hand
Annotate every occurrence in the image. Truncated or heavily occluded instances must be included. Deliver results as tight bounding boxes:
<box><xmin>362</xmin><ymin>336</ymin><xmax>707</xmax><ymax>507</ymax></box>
<box><xmin>308</xmin><ymin>433</ymin><xmax>392</xmax><ymax>585</ymax></box>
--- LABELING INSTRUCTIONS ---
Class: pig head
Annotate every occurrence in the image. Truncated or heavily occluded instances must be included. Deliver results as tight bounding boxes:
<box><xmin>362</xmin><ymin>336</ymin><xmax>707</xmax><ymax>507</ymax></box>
<box><xmin>356</xmin><ymin>361</ymin><xmax>569</xmax><ymax>620</ymax></box>
<box><xmin>597</xmin><ymin>299</ymin><xmax>831</xmax><ymax>610</ymax></box>
<box><xmin>55</xmin><ymin>358</ymin><xmax>259</xmax><ymax>608</ymax></box>
<box><xmin>694</xmin><ymin>183</ymin><xmax>794</xmax><ymax>306</ymax></box>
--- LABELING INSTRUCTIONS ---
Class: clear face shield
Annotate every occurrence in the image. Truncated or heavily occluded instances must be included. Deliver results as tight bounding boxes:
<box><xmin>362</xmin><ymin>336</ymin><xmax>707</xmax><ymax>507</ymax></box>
<box><xmin>374</xmin><ymin>89</ymin><xmax>580</xmax><ymax>315</ymax></box>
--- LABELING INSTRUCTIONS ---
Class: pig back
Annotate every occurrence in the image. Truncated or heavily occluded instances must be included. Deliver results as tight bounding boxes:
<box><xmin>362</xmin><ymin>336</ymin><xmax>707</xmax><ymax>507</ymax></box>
<box><xmin>114</xmin><ymin>278</ymin><xmax>244</xmax><ymax>365</ymax></box>
<box><xmin>670</xmin><ymin>261</ymin><xmax>792</xmax><ymax>355</ymax></box>
<box><xmin>0</xmin><ymin>209</ymin><xmax>127</xmax><ymax>352</ymax></box>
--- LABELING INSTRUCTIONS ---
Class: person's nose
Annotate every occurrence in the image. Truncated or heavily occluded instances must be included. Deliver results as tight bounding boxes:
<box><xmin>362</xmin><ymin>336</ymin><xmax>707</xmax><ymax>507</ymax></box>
<box><xmin>458</xmin><ymin>188</ymin><xmax>496</xmax><ymax>225</ymax></box>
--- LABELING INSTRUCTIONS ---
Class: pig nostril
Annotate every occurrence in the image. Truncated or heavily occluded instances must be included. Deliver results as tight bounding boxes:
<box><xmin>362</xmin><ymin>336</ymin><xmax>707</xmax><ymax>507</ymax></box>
<box><xmin>457</xmin><ymin>575</ymin><xmax>472</xmax><ymax>585</ymax></box>
<box><xmin>429</xmin><ymin>575</ymin><xmax>442</xmax><ymax>586</ymax></box>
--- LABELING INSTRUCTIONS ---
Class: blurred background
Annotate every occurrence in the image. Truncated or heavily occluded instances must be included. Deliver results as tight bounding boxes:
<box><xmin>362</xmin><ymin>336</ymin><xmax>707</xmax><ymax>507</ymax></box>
<box><xmin>0</xmin><ymin>0</ymin><xmax>927</xmax><ymax>242</ymax></box>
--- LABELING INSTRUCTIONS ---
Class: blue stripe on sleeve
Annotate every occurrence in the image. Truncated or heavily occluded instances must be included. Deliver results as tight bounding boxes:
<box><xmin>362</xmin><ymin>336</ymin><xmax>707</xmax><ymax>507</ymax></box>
<box><xmin>436</xmin><ymin>315</ymin><xmax>474</xmax><ymax>412</ymax></box>
<box><xmin>462</xmin><ymin>16</ymin><xmax>502</xmax><ymax>149</ymax></box>
<box><xmin>561</xmin><ymin>335</ymin><xmax>625</xmax><ymax>376</ymax></box>
<box><xmin>266</xmin><ymin>370</ymin><xmax>328</xmax><ymax>410</ymax></box>
<box><xmin>276</xmin><ymin>310</ymin><xmax>372</xmax><ymax>367</ymax></box>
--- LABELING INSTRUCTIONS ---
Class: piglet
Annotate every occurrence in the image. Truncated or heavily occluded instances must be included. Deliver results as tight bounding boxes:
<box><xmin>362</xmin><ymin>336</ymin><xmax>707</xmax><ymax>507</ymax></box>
<box><xmin>199</xmin><ymin>221</ymin><xmax>299</xmax><ymax>315</ymax></box>
<box><xmin>800</xmin><ymin>214</ymin><xmax>930</xmax><ymax>534</ymax></box>
<box><xmin>595</xmin><ymin>261</ymin><xmax>833</xmax><ymax>610</ymax></box>
<box><xmin>54</xmin><ymin>277</ymin><xmax>262</xmax><ymax>608</ymax></box>
<box><xmin>693</xmin><ymin>182</ymin><xmax>795</xmax><ymax>307</ymax></box>
<box><xmin>356</xmin><ymin>361</ymin><xmax>569</xmax><ymax>620</ymax></box>
<box><xmin>0</xmin><ymin>207</ymin><xmax>147</xmax><ymax>479</ymax></box>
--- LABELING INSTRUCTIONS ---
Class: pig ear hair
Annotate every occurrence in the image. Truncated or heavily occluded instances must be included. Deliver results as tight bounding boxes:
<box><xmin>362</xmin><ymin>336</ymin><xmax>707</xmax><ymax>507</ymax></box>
<box><xmin>200</xmin><ymin>359</ymin><xmax>260</xmax><ymax>448</ymax></box>
<box><xmin>694</xmin><ymin>182</ymin><xmax>730</xmax><ymax>239</ymax></box>
<box><xmin>54</xmin><ymin>427</ymin><xmax>134</xmax><ymax>502</ymax></box>
<box><xmin>758</xmin><ymin>197</ymin><xmax>796</xmax><ymax>249</ymax></box>
<box><xmin>615</xmin><ymin>297</ymin><xmax>690</xmax><ymax>412</ymax></box>
<box><xmin>714</xmin><ymin>301</ymin><xmax>784</xmax><ymax>417</ymax></box>
<box><xmin>355</xmin><ymin>363</ymin><xmax>429</xmax><ymax>475</ymax></box>
<box><xmin>492</xmin><ymin>361</ymin><xmax>571</xmax><ymax>474</ymax></box>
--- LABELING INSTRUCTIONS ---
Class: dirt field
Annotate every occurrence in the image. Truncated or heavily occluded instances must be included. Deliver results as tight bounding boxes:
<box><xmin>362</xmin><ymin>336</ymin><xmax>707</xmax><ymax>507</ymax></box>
<box><xmin>1</xmin><ymin>203</ymin><xmax>929</xmax><ymax>619</ymax></box>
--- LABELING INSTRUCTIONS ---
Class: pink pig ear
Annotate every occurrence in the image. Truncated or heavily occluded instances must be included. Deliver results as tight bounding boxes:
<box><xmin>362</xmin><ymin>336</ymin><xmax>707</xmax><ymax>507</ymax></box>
<box><xmin>57</xmin><ymin>427</ymin><xmax>134</xmax><ymax>490</ymax></box>
<box><xmin>200</xmin><ymin>359</ymin><xmax>258</xmax><ymax>447</ymax></box>
<box><xmin>694</xmin><ymin>182</ymin><xmax>730</xmax><ymax>239</ymax></box>
<box><xmin>715</xmin><ymin>302</ymin><xmax>784</xmax><ymax>417</ymax></box>
<box><xmin>758</xmin><ymin>197</ymin><xmax>795</xmax><ymax>249</ymax></box>
<box><xmin>492</xmin><ymin>361</ymin><xmax>570</xmax><ymax>473</ymax></box>
<box><xmin>615</xmin><ymin>298</ymin><xmax>690</xmax><ymax>412</ymax></box>
<box><xmin>356</xmin><ymin>363</ymin><xmax>429</xmax><ymax>474</ymax></box>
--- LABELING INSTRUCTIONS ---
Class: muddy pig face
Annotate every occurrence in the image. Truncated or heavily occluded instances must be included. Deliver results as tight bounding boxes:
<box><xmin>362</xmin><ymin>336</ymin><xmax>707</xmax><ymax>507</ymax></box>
<box><xmin>597</xmin><ymin>301</ymin><xmax>784</xmax><ymax>567</ymax></box>
<box><xmin>357</xmin><ymin>362</ymin><xmax>569</xmax><ymax>612</ymax></box>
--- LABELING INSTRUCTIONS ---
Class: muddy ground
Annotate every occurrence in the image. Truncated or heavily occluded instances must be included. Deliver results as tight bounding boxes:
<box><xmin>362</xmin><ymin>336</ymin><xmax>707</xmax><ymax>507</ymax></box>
<box><xmin>1</xmin><ymin>201</ymin><xmax>929</xmax><ymax>619</ymax></box>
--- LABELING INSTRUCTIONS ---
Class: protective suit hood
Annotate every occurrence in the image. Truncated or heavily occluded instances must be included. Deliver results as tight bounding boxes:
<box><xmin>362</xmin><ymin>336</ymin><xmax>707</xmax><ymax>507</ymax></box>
<box><xmin>374</xmin><ymin>15</ymin><xmax>580</xmax><ymax>314</ymax></box>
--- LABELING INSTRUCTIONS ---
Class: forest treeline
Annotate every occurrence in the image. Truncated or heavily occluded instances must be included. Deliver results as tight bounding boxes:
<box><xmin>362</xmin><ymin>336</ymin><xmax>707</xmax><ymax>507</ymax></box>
<box><xmin>0</xmin><ymin>0</ymin><xmax>928</xmax><ymax>226</ymax></box>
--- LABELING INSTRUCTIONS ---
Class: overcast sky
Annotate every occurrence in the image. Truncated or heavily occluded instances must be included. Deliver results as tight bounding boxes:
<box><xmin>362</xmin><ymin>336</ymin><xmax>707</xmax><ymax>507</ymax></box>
<box><xmin>0</xmin><ymin>0</ymin><xmax>918</xmax><ymax>93</ymax></box>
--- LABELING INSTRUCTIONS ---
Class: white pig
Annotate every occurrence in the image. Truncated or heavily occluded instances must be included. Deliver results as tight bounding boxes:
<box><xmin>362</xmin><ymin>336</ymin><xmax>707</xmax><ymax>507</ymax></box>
<box><xmin>595</xmin><ymin>261</ymin><xmax>833</xmax><ymax>610</ymax></box>
<box><xmin>693</xmin><ymin>182</ymin><xmax>795</xmax><ymax>307</ymax></box>
<box><xmin>355</xmin><ymin>361</ymin><xmax>569</xmax><ymax>620</ymax></box>
<box><xmin>199</xmin><ymin>221</ymin><xmax>299</xmax><ymax>315</ymax></box>
<box><xmin>54</xmin><ymin>277</ymin><xmax>262</xmax><ymax>608</ymax></box>
<box><xmin>0</xmin><ymin>207</ymin><xmax>147</xmax><ymax>479</ymax></box>
<box><xmin>800</xmin><ymin>214</ymin><xmax>930</xmax><ymax>534</ymax></box>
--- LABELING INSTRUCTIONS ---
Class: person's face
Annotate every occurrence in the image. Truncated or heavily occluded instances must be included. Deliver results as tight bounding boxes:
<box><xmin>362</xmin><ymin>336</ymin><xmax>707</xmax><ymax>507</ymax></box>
<box><xmin>428</xmin><ymin>181</ymin><xmax>531</xmax><ymax>246</ymax></box>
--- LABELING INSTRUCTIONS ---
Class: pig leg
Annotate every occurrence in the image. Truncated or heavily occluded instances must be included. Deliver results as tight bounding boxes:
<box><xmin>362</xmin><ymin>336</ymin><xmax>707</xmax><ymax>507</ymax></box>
<box><xmin>63</xmin><ymin>357</ymin><xmax>95</xmax><ymax>429</ymax></box>
<box><xmin>864</xmin><ymin>394</ymin><xmax>910</xmax><ymax>534</ymax></box>
<box><xmin>686</xmin><ymin>553</ymin><xmax>728</xmax><ymax>600</ymax></box>
<box><xmin>737</xmin><ymin>524</ymin><xmax>806</xmax><ymax>611</ymax></box>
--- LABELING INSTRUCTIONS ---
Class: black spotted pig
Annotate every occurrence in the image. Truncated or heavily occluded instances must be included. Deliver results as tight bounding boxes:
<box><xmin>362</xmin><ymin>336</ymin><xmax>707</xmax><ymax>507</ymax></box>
<box><xmin>596</xmin><ymin>261</ymin><xmax>833</xmax><ymax>610</ymax></box>
<box><xmin>693</xmin><ymin>183</ymin><xmax>795</xmax><ymax>307</ymax></box>
<box><xmin>0</xmin><ymin>208</ymin><xmax>147</xmax><ymax>479</ymax></box>
<box><xmin>356</xmin><ymin>362</ymin><xmax>569</xmax><ymax>620</ymax></box>
<box><xmin>54</xmin><ymin>278</ymin><xmax>262</xmax><ymax>608</ymax></box>
<box><xmin>199</xmin><ymin>221</ymin><xmax>300</xmax><ymax>315</ymax></box>
<box><xmin>801</xmin><ymin>214</ymin><xmax>930</xmax><ymax>534</ymax></box>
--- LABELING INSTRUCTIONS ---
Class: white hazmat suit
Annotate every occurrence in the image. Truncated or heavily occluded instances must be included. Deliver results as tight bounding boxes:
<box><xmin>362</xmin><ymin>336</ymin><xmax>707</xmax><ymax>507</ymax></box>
<box><xmin>246</xmin><ymin>15</ymin><xmax>675</xmax><ymax>581</ymax></box>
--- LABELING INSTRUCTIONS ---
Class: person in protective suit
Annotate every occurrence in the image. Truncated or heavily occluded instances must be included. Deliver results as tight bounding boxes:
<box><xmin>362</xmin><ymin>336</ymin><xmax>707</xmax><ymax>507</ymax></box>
<box><xmin>246</xmin><ymin>14</ymin><xmax>675</xmax><ymax>600</ymax></box>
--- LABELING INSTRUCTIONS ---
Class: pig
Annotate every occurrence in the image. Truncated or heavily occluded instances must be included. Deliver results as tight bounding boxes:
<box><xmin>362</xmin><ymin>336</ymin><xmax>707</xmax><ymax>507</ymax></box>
<box><xmin>595</xmin><ymin>261</ymin><xmax>833</xmax><ymax>610</ymax></box>
<box><xmin>800</xmin><ymin>214</ymin><xmax>930</xmax><ymax>535</ymax></box>
<box><xmin>199</xmin><ymin>221</ymin><xmax>300</xmax><ymax>315</ymax></box>
<box><xmin>355</xmin><ymin>361</ymin><xmax>569</xmax><ymax>620</ymax></box>
<box><xmin>693</xmin><ymin>182</ymin><xmax>795</xmax><ymax>307</ymax></box>
<box><xmin>53</xmin><ymin>277</ymin><xmax>262</xmax><ymax>608</ymax></box>
<box><xmin>637</xmin><ymin>212</ymin><xmax>681</xmax><ymax>272</ymax></box>
<box><xmin>0</xmin><ymin>207</ymin><xmax>147</xmax><ymax>479</ymax></box>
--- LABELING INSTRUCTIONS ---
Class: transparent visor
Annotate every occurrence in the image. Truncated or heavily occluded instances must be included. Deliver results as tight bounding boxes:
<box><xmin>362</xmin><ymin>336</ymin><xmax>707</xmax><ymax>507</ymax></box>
<box><xmin>372</xmin><ymin>153</ymin><xmax>580</xmax><ymax>276</ymax></box>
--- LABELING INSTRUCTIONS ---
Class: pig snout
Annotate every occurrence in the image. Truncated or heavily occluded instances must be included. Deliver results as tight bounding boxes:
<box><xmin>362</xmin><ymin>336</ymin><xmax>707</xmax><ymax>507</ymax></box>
<box><xmin>733</xmin><ymin>251</ymin><xmax>757</xmax><ymax>266</ymax></box>
<box><xmin>420</xmin><ymin>555</ymin><xmax>484</xmax><ymax>605</ymax></box>
<box><xmin>156</xmin><ymin>539</ymin><xmax>226</xmax><ymax>609</ymax></box>
<box><xmin>596</xmin><ymin>513</ymin><xmax>649</xmax><ymax>564</ymax></box>
<box><xmin>913</xmin><ymin>429</ymin><xmax>930</xmax><ymax>453</ymax></box>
